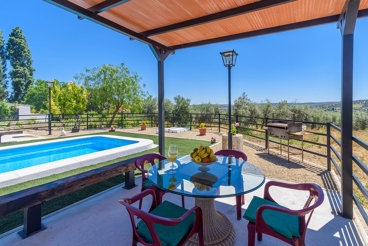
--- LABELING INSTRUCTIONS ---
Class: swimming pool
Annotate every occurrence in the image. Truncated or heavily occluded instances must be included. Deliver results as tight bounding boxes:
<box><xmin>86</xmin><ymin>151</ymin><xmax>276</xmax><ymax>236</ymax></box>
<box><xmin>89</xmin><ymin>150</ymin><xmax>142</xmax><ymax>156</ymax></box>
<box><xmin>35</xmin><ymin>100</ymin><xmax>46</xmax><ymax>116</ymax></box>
<box><xmin>0</xmin><ymin>135</ymin><xmax>155</xmax><ymax>188</ymax></box>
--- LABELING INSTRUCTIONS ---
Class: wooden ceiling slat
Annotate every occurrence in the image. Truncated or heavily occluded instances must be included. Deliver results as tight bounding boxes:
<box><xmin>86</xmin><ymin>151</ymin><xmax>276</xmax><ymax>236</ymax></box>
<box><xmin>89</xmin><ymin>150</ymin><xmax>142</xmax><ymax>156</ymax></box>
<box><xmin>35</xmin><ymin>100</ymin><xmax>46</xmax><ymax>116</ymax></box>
<box><xmin>50</xmin><ymin>0</ymin><xmax>368</xmax><ymax>50</ymax></box>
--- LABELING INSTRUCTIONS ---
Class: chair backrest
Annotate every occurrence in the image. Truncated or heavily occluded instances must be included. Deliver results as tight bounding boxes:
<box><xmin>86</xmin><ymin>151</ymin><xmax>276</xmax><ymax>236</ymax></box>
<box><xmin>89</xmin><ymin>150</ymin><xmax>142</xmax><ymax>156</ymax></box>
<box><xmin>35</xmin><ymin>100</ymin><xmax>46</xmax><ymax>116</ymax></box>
<box><xmin>120</xmin><ymin>189</ymin><xmax>203</xmax><ymax>246</ymax></box>
<box><xmin>134</xmin><ymin>153</ymin><xmax>166</xmax><ymax>183</ymax></box>
<box><xmin>264</xmin><ymin>181</ymin><xmax>324</xmax><ymax>239</ymax></box>
<box><xmin>215</xmin><ymin>149</ymin><xmax>247</xmax><ymax>161</ymax></box>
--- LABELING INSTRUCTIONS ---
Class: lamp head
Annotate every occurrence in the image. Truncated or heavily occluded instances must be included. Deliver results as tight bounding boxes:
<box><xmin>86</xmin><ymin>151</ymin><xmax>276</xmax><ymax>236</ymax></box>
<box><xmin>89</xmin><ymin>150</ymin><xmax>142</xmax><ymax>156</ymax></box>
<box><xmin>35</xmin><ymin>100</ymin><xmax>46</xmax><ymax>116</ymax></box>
<box><xmin>46</xmin><ymin>80</ymin><xmax>54</xmax><ymax>88</ymax></box>
<box><xmin>220</xmin><ymin>49</ymin><xmax>238</xmax><ymax>67</ymax></box>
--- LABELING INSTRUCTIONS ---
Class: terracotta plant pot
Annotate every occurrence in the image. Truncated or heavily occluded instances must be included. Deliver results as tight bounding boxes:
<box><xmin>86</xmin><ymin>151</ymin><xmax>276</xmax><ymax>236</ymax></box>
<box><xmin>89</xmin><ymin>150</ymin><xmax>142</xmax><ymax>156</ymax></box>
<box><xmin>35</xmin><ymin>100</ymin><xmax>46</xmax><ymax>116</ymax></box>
<box><xmin>140</xmin><ymin>124</ymin><xmax>147</xmax><ymax>130</ymax></box>
<box><xmin>199</xmin><ymin>128</ymin><xmax>206</xmax><ymax>136</ymax></box>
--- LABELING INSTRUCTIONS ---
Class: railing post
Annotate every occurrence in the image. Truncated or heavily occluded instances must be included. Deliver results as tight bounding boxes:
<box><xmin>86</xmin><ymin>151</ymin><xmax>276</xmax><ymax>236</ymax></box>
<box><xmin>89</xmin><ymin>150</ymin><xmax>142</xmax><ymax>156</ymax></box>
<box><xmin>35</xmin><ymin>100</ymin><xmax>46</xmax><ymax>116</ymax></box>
<box><xmin>120</xmin><ymin>112</ymin><xmax>123</xmax><ymax>128</ymax></box>
<box><xmin>86</xmin><ymin>112</ymin><xmax>89</xmax><ymax>130</ymax></box>
<box><xmin>327</xmin><ymin>122</ymin><xmax>331</xmax><ymax>171</ymax></box>
<box><xmin>265</xmin><ymin>117</ymin><xmax>269</xmax><ymax>149</ymax></box>
<box><xmin>18</xmin><ymin>204</ymin><xmax>45</xmax><ymax>239</ymax></box>
<box><xmin>189</xmin><ymin>113</ymin><xmax>192</xmax><ymax>130</ymax></box>
<box><xmin>236</xmin><ymin>114</ymin><xmax>239</xmax><ymax>134</ymax></box>
<box><xmin>218</xmin><ymin>113</ymin><xmax>221</xmax><ymax>132</ymax></box>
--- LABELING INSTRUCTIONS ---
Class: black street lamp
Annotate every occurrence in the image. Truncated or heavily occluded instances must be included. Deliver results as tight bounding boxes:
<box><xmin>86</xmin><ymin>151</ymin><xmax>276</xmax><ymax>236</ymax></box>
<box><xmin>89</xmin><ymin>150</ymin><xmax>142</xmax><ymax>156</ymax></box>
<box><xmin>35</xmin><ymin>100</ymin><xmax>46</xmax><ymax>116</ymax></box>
<box><xmin>220</xmin><ymin>49</ymin><xmax>238</xmax><ymax>149</ymax></box>
<box><xmin>46</xmin><ymin>80</ymin><xmax>54</xmax><ymax>135</ymax></box>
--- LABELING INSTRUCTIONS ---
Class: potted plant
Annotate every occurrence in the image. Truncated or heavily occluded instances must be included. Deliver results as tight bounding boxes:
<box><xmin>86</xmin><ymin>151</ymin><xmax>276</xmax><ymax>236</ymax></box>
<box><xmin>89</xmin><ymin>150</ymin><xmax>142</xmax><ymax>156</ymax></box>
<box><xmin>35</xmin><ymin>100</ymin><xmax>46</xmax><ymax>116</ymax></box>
<box><xmin>199</xmin><ymin>123</ymin><xmax>206</xmax><ymax>135</ymax></box>
<box><xmin>140</xmin><ymin>121</ymin><xmax>147</xmax><ymax>130</ymax></box>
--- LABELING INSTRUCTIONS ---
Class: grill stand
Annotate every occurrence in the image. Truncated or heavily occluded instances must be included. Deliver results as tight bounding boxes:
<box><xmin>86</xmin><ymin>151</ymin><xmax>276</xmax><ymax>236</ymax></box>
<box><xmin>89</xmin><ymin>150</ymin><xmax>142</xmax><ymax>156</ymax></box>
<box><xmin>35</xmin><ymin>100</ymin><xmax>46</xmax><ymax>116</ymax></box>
<box><xmin>265</xmin><ymin>126</ymin><xmax>312</xmax><ymax>163</ymax></box>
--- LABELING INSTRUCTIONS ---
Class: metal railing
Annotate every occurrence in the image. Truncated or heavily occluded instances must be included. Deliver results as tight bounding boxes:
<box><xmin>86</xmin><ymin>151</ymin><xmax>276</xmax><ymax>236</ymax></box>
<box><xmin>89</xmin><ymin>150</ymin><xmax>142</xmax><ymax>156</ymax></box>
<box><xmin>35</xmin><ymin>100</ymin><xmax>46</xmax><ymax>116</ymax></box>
<box><xmin>0</xmin><ymin>112</ymin><xmax>367</xmax><ymax>229</ymax></box>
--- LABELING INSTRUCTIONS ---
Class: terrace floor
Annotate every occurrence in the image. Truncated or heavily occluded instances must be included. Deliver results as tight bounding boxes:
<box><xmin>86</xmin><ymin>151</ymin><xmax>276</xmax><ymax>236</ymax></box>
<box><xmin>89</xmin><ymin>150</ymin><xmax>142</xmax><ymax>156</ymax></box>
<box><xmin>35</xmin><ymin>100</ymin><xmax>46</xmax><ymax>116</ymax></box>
<box><xmin>0</xmin><ymin>127</ymin><xmax>367</xmax><ymax>245</ymax></box>
<box><xmin>0</xmin><ymin>177</ymin><xmax>366</xmax><ymax>246</ymax></box>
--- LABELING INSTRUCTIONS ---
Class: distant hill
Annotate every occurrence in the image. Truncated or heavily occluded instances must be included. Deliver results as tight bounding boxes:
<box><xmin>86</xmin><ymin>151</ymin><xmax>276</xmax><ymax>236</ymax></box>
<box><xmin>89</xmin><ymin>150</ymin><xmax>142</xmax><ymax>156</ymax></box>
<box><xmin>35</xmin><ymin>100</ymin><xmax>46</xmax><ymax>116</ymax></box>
<box><xmin>193</xmin><ymin>99</ymin><xmax>368</xmax><ymax>113</ymax></box>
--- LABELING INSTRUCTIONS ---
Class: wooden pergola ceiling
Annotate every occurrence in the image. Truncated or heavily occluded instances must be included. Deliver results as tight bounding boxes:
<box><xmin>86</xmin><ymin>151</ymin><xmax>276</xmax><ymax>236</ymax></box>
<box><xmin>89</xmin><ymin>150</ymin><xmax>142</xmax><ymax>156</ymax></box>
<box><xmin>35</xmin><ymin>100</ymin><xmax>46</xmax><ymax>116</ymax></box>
<box><xmin>47</xmin><ymin>0</ymin><xmax>368</xmax><ymax>51</ymax></box>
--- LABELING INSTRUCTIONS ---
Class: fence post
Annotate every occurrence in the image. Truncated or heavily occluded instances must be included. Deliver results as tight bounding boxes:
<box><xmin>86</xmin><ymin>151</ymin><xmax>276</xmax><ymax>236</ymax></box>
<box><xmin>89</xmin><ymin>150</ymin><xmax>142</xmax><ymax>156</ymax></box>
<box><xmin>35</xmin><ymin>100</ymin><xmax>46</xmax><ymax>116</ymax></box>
<box><xmin>218</xmin><ymin>113</ymin><xmax>221</xmax><ymax>132</ymax></box>
<box><xmin>86</xmin><ymin>112</ymin><xmax>89</xmax><ymax>130</ymax></box>
<box><xmin>236</xmin><ymin>114</ymin><xmax>239</xmax><ymax>134</ymax></box>
<box><xmin>189</xmin><ymin>113</ymin><xmax>192</xmax><ymax>130</ymax></box>
<box><xmin>265</xmin><ymin>117</ymin><xmax>269</xmax><ymax>149</ymax></box>
<box><xmin>120</xmin><ymin>113</ymin><xmax>123</xmax><ymax>128</ymax></box>
<box><xmin>327</xmin><ymin>122</ymin><xmax>331</xmax><ymax>171</ymax></box>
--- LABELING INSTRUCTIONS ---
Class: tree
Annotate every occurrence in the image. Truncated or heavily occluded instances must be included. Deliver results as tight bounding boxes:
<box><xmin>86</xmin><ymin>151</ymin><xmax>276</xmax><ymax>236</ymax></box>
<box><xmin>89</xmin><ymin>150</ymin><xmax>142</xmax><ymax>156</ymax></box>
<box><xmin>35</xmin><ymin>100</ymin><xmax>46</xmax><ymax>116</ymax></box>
<box><xmin>233</xmin><ymin>92</ymin><xmax>252</xmax><ymax>116</ymax></box>
<box><xmin>6</xmin><ymin>27</ymin><xmax>35</xmax><ymax>102</ymax></box>
<box><xmin>172</xmin><ymin>95</ymin><xmax>190</xmax><ymax>126</ymax></box>
<box><xmin>77</xmin><ymin>63</ymin><xmax>145</xmax><ymax>127</ymax></box>
<box><xmin>0</xmin><ymin>31</ymin><xmax>7</xmax><ymax>100</ymax></box>
<box><xmin>50</xmin><ymin>81</ymin><xmax>88</xmax><ymax>128</ymax></box>
<box><xmin>142</xmin><ymin>95</ymin><xmax>157</xmax><ymax>114</ymax></box>
<box><xmin>22</xmin><ymin>79</ymin><xmax>49</xmax><ymax>112</ymax></box>
<box><xmin>0</xmin><ymin>101</ymin><xmax>10</xmax><ymax>120</ymax></box>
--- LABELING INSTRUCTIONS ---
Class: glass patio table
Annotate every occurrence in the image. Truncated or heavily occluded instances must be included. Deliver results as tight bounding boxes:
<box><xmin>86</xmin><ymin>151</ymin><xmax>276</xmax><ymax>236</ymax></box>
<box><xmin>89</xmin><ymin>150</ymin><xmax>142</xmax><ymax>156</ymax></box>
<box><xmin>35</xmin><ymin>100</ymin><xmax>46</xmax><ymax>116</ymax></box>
<box><xmin>148</xmin><ymin>154</ymin><xmax>265</xmax><ymax>246</ymax></box>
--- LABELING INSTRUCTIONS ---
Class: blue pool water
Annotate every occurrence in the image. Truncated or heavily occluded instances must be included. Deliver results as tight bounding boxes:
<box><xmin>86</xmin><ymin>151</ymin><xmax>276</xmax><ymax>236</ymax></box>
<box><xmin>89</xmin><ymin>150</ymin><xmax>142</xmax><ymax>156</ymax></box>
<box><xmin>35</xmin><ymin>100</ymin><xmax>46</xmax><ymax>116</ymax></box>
<box><xmin>0</xmin><ymin>136</ymin><xmax>138</xmax><ymax>174</ymax></box>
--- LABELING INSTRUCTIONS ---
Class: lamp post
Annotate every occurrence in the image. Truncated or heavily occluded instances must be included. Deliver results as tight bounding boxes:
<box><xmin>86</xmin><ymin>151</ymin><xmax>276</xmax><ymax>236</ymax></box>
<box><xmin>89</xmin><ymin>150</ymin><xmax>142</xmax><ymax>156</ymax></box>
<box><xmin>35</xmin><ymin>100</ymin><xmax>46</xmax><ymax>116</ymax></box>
<box><xmin>46</xmin><ymin>80</ymin><xmax>54</xmax><ymax>135</ymax></box>
<box><xmin>220</xmin><ymin>49</ymin><xmax>238</xmax><ymax>149</ymax></box>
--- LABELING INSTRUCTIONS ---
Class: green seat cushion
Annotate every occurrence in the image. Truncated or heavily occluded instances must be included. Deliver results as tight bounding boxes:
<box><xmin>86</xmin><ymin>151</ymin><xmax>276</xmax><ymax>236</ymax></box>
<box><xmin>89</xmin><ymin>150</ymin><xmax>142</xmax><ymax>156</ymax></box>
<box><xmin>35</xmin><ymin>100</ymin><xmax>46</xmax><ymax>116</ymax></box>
<box><xmin>143</xmin><ymin>179</ymin><xmax>153</xmax><ymax>188</ymax></box>
<box><xmin>243</xmin><ymin>196</ymin><xmax>300</xmax><ymax>239</ymax></box>
<box><xmin>137</xmin><ymin>201</ymin><xmax>196</xmax><ymax>246</ymax></box>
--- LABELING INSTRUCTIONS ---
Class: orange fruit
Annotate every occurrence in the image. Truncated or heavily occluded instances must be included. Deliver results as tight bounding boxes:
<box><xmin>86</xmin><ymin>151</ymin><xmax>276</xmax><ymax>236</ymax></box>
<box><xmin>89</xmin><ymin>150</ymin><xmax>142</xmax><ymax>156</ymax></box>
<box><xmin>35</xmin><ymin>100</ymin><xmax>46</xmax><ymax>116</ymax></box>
<box><xmin>202</xmin><ymin>157</ymin><xmax>210</xmax><ymax>163</ymax></box>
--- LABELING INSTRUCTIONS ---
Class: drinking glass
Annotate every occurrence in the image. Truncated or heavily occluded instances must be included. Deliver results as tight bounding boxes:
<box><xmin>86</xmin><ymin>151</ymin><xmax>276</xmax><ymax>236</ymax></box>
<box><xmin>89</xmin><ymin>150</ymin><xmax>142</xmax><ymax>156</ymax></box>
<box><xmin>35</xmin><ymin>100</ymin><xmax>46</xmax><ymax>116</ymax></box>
<box><xmin>168</xmin><ymin>144</ymin><xmax>178</xmax><ymax>174</ymax></box>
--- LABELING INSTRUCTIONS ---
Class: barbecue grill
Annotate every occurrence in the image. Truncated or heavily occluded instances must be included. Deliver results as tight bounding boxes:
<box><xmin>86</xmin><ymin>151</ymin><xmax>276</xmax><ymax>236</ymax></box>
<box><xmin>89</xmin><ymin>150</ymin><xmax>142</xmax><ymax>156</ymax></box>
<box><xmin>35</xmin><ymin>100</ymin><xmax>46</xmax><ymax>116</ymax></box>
<box><xmin>266</xmin><ymin>120</ymin><xmax>304</xmax><ymax>162</ymax></box>
<box><xmin>267</xmin><ymin>121</ymin><xmax>303</xmax><ymax>140</ymax></box>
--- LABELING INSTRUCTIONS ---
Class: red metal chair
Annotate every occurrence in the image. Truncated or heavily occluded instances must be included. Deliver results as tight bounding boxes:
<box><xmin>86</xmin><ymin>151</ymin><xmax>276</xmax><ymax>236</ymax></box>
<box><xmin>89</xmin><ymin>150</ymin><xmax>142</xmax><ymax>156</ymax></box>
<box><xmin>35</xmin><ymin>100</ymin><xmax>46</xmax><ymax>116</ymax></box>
<box><xmin>243</xmin><ymin>181</ymin><xmax>324</xmax><ymax>246</ymax></box>
<box><xmin>215</xmin><ymin>149</ymin><xmax>248</xmax><ymax>220</ymax></box>
<box><xmin>120</xmin><ymin>189</ymin><xmax>204</xmax><ymax>246</ymax></box>
<box><xmin>134</xmin><ymin>153</ymin><xmax>185</xmax><ymax>208</ymax></box>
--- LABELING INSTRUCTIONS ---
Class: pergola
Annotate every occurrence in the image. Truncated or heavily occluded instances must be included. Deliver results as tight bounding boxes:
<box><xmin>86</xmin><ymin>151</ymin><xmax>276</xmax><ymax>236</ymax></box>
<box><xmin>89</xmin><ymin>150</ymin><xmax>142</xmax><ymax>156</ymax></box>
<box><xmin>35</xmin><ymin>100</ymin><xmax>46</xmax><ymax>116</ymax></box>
<box><xmin>44</xmin><ymin>0</ymin><xmax>368</xmax><ymax>219</ymax></box>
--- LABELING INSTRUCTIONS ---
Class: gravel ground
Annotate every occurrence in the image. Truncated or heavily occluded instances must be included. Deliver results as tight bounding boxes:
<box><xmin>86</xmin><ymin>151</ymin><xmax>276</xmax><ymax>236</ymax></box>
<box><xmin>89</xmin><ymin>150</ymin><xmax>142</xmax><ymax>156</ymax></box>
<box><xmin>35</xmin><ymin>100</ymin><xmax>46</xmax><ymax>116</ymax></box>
<box><xmin>24</xmin><ymin>127</ymin><xmax>338</xmax><ymax>192</ymax></box>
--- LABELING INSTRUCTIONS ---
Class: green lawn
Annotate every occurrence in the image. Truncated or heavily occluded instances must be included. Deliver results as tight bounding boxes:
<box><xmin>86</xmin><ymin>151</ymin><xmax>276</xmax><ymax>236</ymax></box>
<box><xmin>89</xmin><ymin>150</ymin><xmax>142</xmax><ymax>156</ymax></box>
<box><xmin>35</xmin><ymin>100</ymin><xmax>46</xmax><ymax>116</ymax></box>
<box><xmin>0</xmin><ymin>131</ymin><xmax>209</xmax><ymax>234</ymax></box>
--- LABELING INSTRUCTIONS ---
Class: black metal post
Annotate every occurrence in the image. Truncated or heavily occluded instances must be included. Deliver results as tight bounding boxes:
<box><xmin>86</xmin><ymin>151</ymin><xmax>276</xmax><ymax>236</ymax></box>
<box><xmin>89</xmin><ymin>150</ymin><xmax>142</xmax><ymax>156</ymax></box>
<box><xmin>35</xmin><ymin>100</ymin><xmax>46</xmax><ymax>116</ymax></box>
<box><xmin>327</xmin><ymin>122</ymin><xmax>331</xmax><ymax>171</ymax></box>
<box><xmin>86</xmin><ymin>112</ymin><xmax>89</xmax><ymax>130</ymax></box>
<box><xmin>341</xmin><ymin>33</ymin><xmax>353</xmax><ymax>219</ymax></box>
<box><xmin>150</xmin><ymin>45</ymin><xmax>171</xmax><ymax>155</ymax></box>
<box><xmin>338</xmin><ymin>0</ymin><xmax>359</xmax><ymax>219</ymax></box>
<box><xmin>18</xmin><ymin>204</ymin><xmax>45</xmax><ymax>239</ymax></box>
<box><xmin>228</xmin><ymin>66</ymin><xmax>232</xmax><ymax>149</ymax></box>
<box><xmin>218</xmin><ymin>113</ymin><xmax>221</xmax><ymax>132</ymax></box>
<box><xmin>48</xmin><ymin>87</ymin><xmax>52</xmax><ymax>135</ymax></box>
<box><xmin>123</xmin><ymin>170</ymin><xmax>136</xmax><ymax>189</ymax></box>
<box><xmin>265</xmin><ymin>117</ymin><xmax>269</xmax><ymax>149</ymax></box>
<box><xmin>189</xmin><ymin>113</ymin><xmax>192</xmax><ymax>130</ymax></box>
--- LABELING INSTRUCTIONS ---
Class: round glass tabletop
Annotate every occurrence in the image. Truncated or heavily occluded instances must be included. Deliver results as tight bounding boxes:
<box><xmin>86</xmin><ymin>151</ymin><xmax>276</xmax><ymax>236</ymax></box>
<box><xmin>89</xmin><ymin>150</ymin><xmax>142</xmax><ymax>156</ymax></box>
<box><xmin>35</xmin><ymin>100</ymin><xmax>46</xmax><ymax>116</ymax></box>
<box><xmin>148</xmin><ymin>155</ymin><xmax>265</xmax><ymax>198</ymax></box>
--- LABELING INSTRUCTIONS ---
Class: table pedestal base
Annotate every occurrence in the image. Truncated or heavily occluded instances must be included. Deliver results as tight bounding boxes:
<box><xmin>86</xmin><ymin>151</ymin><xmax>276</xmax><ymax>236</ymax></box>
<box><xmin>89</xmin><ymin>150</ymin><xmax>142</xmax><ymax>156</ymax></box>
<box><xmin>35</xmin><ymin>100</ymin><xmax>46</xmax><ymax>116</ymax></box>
<box><xmin>185</xmin><ymin>198</ymin><xmax>236</xmax><ymax>246</ymax></box>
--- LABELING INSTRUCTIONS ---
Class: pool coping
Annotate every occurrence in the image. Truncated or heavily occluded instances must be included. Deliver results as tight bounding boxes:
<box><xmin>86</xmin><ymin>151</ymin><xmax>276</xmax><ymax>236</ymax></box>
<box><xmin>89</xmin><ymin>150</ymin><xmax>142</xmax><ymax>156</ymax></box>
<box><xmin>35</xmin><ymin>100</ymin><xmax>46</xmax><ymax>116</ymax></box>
<box><xmin>0</xmin><ymin>135</ymin><xmax>156</xmax><ymax>188</ymax></box>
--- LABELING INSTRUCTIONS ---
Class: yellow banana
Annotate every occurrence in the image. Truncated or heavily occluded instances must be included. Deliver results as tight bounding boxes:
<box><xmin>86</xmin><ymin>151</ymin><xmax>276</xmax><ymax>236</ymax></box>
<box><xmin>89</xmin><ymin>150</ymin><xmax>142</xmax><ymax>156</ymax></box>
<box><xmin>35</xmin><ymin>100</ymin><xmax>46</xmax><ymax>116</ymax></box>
<box><xmin>199</xmin><ymin>149</ymin><xmax>206</xmax><ymax>156</ymax></box>
<box><xmin>206</xmin><ymin>146</ymin><xmax>211</xmax><ymax>153</ymax></box>
<box><xmin>201</xmin><ymin>152</ymin><xmax>209</xmax><ymax>158</ymax></box>
<box><xmin>192</xmin><ymin>150</ymin><xmax>199</xmax><ymax>158</ymax></box>
<box><xmin>209</xmin><ymin>149</ymin><xmax>214</xmax><ymax>158</ymax></box>
<box><xmin>198</xmin><ymin>146</ymin><xmax>204</xmax><ymax>153</ymax></box>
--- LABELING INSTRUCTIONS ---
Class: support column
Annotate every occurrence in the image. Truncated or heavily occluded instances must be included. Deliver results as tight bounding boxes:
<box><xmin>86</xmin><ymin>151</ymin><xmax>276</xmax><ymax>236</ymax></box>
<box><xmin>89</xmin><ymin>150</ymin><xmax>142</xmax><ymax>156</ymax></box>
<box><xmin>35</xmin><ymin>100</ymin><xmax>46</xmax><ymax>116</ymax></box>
<box><xmin>150</xmin><ymin>45</ymin><xmax>173</xmax><ymax>155</ymax></box>
<box><xmin>338</xmin><ymin>0</ymin><xmax>359</xmax><ymax>219</ymax></box>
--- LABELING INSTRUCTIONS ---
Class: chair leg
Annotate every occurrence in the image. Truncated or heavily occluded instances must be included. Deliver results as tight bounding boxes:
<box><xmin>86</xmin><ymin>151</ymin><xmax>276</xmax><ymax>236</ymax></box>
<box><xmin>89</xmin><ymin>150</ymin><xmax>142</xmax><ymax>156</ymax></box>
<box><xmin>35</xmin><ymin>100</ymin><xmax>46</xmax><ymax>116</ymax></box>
<box><xmin>236</xmin><ymin>195</ymin><xmax>242</xmax><ymax>220</ymax></box>
<box><xmin>257</xmin><ymin>232</ymin><xmax>262</xmax><ymax>241</ymax></box>
<box><xmin>241</xmin><ymin>194</ymin><xmax>245</xmax><ymax>205</ymax></box>
<box><xmin>247</xmin><ymin>222</ymin><xmax>256</xmax><ymax>246</ymax></box>
<box><xmin>181</xmin><ymin>196</ymin><xmax>185</xmax><ymax>208</ymax></box>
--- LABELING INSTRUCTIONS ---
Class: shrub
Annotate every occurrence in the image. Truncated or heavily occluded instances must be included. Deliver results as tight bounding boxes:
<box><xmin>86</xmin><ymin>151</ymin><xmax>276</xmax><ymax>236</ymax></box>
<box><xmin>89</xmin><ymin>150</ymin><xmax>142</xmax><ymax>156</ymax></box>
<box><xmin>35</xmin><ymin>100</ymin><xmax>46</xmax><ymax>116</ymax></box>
<box><xmin>200</xmin><ymin>123</ymin><xmax>205</xmax><ymax>129</ymax></box>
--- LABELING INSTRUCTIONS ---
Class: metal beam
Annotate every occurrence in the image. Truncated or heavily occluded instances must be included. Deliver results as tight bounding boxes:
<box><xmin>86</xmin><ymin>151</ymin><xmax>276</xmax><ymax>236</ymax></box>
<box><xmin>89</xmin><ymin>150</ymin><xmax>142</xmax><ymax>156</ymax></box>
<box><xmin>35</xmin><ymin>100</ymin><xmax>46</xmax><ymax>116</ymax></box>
<box><xmin>169</xmin><ymin>9</ymin><xmax>368</xmax><ymax>50</ymax></box>
<box><xmin>338</xmin><ymin>0</ymin><xmax>360</xmax><ymax>35</ymax></box>
<box><xmin>150</xmin><ymin>45</ymin><xmax>171</xmax><ymax>155</ymax></box>
<box><xmin>88</xmin><ymin>0</ymin><xmax>130</xmax><ymax>14</ymax></box>
<box><xmin>338</xmin><ymin>0</ymin><xmax>360</xmax><ymax>220</ymax></box>
<box><xmin>44</xmin><ymin>0</ymin><xmax>170</xmax><ymax>51</ymax></box>
<box><xmin>140</xmin><ymin>0</ymin><xmax>295</xmax><ymax>37</ymax></box>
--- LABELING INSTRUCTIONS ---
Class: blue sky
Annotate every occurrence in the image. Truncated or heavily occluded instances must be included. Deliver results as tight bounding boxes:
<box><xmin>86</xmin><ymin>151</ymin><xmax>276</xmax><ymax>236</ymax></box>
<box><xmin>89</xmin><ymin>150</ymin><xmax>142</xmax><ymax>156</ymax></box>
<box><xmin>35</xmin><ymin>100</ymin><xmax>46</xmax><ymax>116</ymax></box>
<box><xmin>2</xmin><ymin>1</ymin><xmax>368</xmax><ymax>104</ymax></box>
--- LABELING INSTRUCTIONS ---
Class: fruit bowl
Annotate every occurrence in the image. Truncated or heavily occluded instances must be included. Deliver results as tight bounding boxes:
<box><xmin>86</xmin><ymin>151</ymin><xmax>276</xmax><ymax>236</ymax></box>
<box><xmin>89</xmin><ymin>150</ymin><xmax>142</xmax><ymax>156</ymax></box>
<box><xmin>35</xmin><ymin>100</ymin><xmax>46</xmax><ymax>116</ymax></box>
<box><xmin>191</xmin><ymin>158</ymin><xmax>218</xmax><ymax>165</ymax></box>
